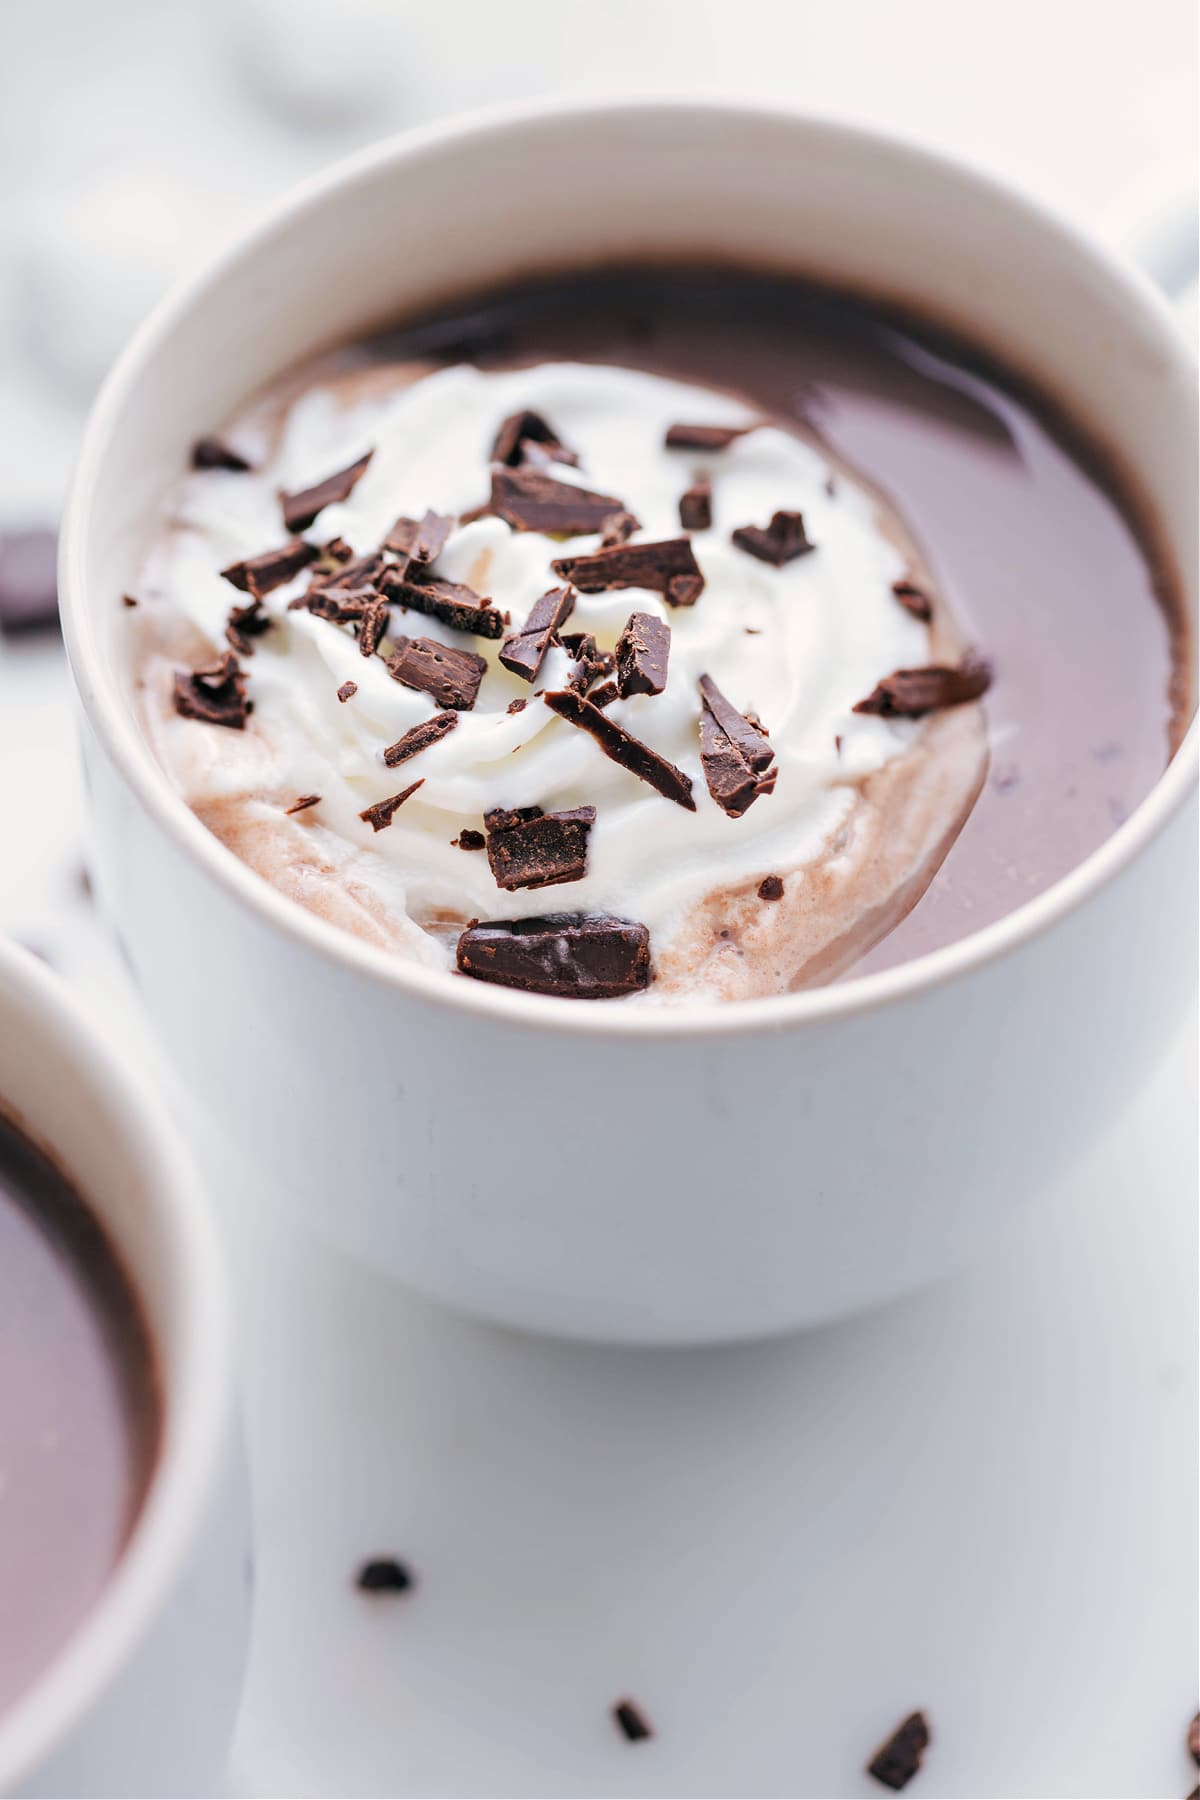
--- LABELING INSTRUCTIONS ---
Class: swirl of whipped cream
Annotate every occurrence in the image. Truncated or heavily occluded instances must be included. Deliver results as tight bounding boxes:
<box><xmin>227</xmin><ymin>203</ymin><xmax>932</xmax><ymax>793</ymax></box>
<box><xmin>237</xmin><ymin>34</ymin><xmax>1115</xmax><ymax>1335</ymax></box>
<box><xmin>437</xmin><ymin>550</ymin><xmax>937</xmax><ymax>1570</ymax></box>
<box><xmin>140</xmin><ymin>359</ymin><xmax>941</xmax><ymax>957</ymax></box>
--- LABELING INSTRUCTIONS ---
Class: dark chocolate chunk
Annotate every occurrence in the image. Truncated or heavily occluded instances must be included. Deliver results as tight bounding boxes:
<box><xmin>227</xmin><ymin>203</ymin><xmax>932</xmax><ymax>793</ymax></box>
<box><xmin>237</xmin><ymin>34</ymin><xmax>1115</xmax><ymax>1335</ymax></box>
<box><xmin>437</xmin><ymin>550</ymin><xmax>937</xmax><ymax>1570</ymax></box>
<box><xmin>612</xmin><ymin>1699</ymin><xmax>654</xmax><ymax>1742</ymax></box>
<box><xmin>544</xmin><ymin>687</ymin><xmax>695</xmax><ymax>810</ymax></box>
<box><xmin>1189</xmin><ymin>1712</ymin><xmax>1200</xmax><ymax>1766</ymax></box>
<box><xmin>679</xmin><ymin>475</ymin><xmax>713</xmax><ymax>532</ymax></box>
<box><xmin>758</xmin><ymin>875</ymin><xmax>784</xmax><ymax>901</ymax></box>
<box><xmin>382</xmin><ymin>709</ymin><xmax>459</xmax><ymax>768</ymax></box>
<box><xmin>552</xmin><ymin>537</ymin><xmax>704</xmax><ymax>606</ymax></box>
<box><xmin>356</xmin><ymin>1557</ymin><xmax>413</xmax><ymax>1594</ymax></box>
<box><xmin>191</xmin><ymin>435</ymin><xmax>252</xmax><ymax>472</ymax></box>
<box><xmin>302</xmin><ymin>584</ymin><xmax>376</xmax><ymax>625</ymax></box>
<box><xmin>853</xmin><ymin>660</ymin><xmax>992</xmax><ymax>718</ymax></box>
<box><xmin>454</xmin><ymin>828</ymin><xmax>486</xmax><ymax>851</ymax></box>
<box><xmin>358</xmin><ymin>779</ymin><xmax>424</xmax><ymax>832</ymax></box>
<box><xmin>867</xmin><ymin>1711</ymin><xmax>930</xmax><ymax>1791</ymax></box>
<box><xmin>0</xmin><ymin>529</ymin><xmax>59</xmax><ymax>635</ymax></box>
<box><xmin>285</xmin><ymin>793</ymin><xmax>321</xmax><ymax>814</ymax></box>
<box><xmin>600</xmin><ymin>510</ymin><xmax>640</xmax><ymax>547</ymax></box>
<box><xmin>892</xmin><ymin>578</ymin><xmax>933</xmax><ymax>622</ymax></box>
<box><xmin>457</xmin><ymin>915</ymin><xmax>651</xmax><ymax>999</ymax></box>
<box><xmin>490</xmin><ymin>409</ymin><xmax>578</xmax><ymax>468</ymax></box>
<box><xmin>383</xmin><ymin>508</ymin><xmax>453</xmax><ymax>568</ymax></box>
<box><xmin>222</xmin><ymin>539</ymin><xmax>317</xmax><ymax>599</ymax></box>
<box><xmin>499</xmin><ymin>585</ymin><xmax>575</xmax><ymax>682</ymax></box>
<box><xmin>484</xmin><ymin>805</ymin><xmax>595</xmax><ymax>891</ymax></box>
<box><xmin>732</xmin><ymin>509</ymin><xmax>814</xmax><ymax>566</ymax></box>
<box><xmin>225</xmin><ymin>598</ymin><xmax>273</xmax><ymax>656</ymax></box>
<box><xmin>302</xmin><ymin>544</ymin><xmax>381</xmax><ymax>600</ymax></box>
<box><xmin>281</xmin><ymin>450</ymin><xmax>373</xmax><ymax>533</ymax></box>
<box><xmin>589</xmin><ymin>680</ymin><xmax>619</xmax><ymax>708</ymax></box>
<box><xmin>337</xmin><ymin>680</ymin><xmax>358</xmax><ymax>703</ymax></box>
<box><xmin>357</xmin><ymin>595</ymin><xmax>390</xmax><ymax>659</ymax></box>
<box><xmin>665</xmin><ymin>422</ymin><xmax>750</xmax><ymax>451</ymax></box>
<box><xmin>487</xmin><ymin>465</ymin><xmax>627</xmax><ymax>536</ymax></box>
<box><xmin>616</xmin><ymin>612</ymin><xmax>671</xmax><ymax>698</ymax></box>
<box><xmin>384</xmin><ymin>572</ymin><xmax>504</xmax><ymax>639</ymax></box>
<box><xmin>173</xmin><ymin>651</ymin><xmax>249</xmax><ymax>730</ymax></box>
<box><xmin>698</xmin><ymin>673</ymin><xmax>777</xmax><ymax>817</ymax></box>
<box><xmin>387</xmin><ymin>636</ymin><xmax>486</xmax><ymax>711</ymax></box>
<box><xmin>561</xmin><ymin>632</ymin><xmax>615</xmax><ymax>696</ymax></box>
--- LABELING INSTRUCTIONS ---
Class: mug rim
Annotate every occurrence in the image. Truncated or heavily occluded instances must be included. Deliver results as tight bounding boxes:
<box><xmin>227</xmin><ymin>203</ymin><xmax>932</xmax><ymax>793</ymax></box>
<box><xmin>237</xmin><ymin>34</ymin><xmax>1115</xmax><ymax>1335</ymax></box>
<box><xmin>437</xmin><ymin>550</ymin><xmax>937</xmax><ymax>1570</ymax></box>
<box><xmin>0</xmin><ymin>939</ymin><xmax>234</xmax><ymax>1791</ymax></box>
<box><xmin>60</xmin><ymin>93</ymin><xmax>1199</xmax><ymax>1043</ymax></box>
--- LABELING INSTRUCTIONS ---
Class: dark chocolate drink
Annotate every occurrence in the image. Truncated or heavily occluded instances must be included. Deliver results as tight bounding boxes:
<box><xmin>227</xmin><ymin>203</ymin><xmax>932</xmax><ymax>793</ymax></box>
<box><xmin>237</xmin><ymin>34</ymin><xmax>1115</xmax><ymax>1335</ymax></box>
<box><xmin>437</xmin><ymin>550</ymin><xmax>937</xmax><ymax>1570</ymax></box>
<box><xmin>0</xmin><ymin>1114</ymin><xmax>159</xmax><ymax>1714</ymax></box>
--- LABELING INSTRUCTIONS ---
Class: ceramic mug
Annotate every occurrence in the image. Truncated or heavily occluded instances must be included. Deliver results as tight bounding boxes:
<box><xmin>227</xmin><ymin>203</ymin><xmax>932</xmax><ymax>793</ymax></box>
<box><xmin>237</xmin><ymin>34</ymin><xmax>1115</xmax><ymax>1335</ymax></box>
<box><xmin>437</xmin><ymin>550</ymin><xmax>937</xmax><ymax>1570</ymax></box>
<box><xmin>0</xmin><ymin>940</ymin><xmax>249</xmax><ymax>1797</ymax></box>
<box><xmin>60</xmin><ymin>100</ymin><xmax>1198</xmax><ymax>1344</ymax></box>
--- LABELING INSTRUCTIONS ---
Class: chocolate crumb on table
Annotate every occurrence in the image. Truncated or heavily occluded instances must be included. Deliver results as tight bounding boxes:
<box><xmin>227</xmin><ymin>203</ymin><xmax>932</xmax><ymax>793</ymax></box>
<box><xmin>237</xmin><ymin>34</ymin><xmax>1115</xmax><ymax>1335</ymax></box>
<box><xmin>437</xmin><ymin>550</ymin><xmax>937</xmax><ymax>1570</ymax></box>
<box><xmin>359</xmin><ymin>780</ymin><xmax>424</xmax><ymax>833</ymax></box>
<box><xmin>611</xmin><ymin>1698</ymin><xmax>654</xmax><ymax>1742</ymax></box>
<box><xmin>0</xmin><ymin>528</ymin><xmax>59</xmax><ymax>636</ymax></box>
<box><xmin>732</xmin><ymin>509</ymin><xmax>815</xmax><ymax>567</ymax></box>
<box><xmin>867</xmin><ymin>1710</ymin><xmax>930</xmax><ymax>1791</ymax></box>
<box><xmin>355</xmin><ymin>1557</ymin><xmax>414</xmax><ymax>1594</ymax></box>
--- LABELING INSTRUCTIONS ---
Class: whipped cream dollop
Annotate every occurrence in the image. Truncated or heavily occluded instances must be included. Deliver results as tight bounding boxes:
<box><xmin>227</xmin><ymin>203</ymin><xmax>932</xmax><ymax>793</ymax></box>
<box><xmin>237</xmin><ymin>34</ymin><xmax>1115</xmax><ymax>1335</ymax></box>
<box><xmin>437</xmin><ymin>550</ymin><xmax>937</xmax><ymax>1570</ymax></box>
<box><xmin>137</xmin><ymin>359</ymin><xmax>946</xmax><ymax>971</ymax></box>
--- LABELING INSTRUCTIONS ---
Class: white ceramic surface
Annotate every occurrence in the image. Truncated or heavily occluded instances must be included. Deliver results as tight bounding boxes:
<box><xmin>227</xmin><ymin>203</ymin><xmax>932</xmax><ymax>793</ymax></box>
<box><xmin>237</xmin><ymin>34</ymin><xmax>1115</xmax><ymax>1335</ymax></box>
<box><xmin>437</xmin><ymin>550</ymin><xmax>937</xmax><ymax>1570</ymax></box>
<box><xmin>61</xmin><ymin>100</ymin><xmax>1198</xmax><ymax>1342</ymax></box>
<box><xmin>0</xmin><ymin>940</ymin><xmax>250</xmax><ymax>1798</ymax></box>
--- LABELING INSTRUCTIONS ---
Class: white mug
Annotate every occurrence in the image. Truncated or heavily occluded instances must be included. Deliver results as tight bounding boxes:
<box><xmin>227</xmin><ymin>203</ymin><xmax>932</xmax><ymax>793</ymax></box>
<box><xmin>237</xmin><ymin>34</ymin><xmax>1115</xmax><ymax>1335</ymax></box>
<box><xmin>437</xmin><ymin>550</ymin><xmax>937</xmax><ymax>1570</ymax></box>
<box><xmin>0</xmin><ymin>940</ymin><xmax>249</xmax><ymax>1797</ymax></box>
<box><xmin>60</xmin><ymin>100</ymin><xmax>1198</xmax><ymax>1344</ymax></box>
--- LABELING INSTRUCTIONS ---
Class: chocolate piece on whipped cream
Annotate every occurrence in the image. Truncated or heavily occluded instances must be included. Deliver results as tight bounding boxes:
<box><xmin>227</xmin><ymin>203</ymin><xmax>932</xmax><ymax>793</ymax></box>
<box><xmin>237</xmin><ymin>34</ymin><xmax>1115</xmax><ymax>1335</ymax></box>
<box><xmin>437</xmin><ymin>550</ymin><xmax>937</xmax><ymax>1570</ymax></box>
<box><xmin>454</xmin><ymin>829</ymin><xmax>486</xmax><ymax>851</ymax></box>
<box><xmin>382</xmin><ymin>709</ymin><xmax>459</xmax><ymax>768</ymax></box>
<box><xmin>891</xmin><ymin>579</ymin><xmax>933</xmax><ymax>622</ymax></box>
<box><xmin>589</xmin><ymin>680</ymin><xmax>619</xmax><ymax>708</ymax></box>
<box><xmin>357</xmin><ymin>595</ymin><xmax>389</xmax><ymax>658</ymax></box>
<box><xmin>384</xmin><ymin>508</ymin><xmax>453</xmax><ymax>568</ymax></box>
<box><xmin>507</xmin><ymin>696</ymin><xmax>528</xmax><ymax>714</ymax></box>
<box><xmin>383</xmin><ymin>571</ymin><xmax>505</xmax><ymax>639</ymax></box>
<box><xmin>866</xmin><ymin>1710</ymin><xmax>930</xmax><ymax>1792</ymax></box>
<box><xmin>191</xmin><ymin>435</ymin><xmax>252</xmax><ymax>472</ymax></box>
<box><xmin>499</xmin><ymin>584</ymin><xmax>575</xmax><ymax>681</ymax></box>
<box><xmin>301</xmin><ymin>584</ymin><xmax>376</xmax><ymax>624</ymax></box>
<box><xmin>173</xmin><ymin>651</ymin><xmax>249</xmax><ymax>730</ymax></box>
<box><xmin>854</xmin><ymin>660</ymin><xmax>992</xmax><ymax>719</ymax></box>
<box><xmin>758</xmin><ymin>875</ymin><xmax>784</xmax><ymax>901</ymax></box>
<box><xmin>484</xmin><ymin>805</ymin><xmax>596</xmax><ymax>891</ymax></box>
<box><xmin>336</xmin><ymin>680</ymin><xmax>357</xmax><ymax>703</ymax></box>
<box><xmin>665</xmin><ymin>422</ymin><xmax>749</xmax><ymax>451</ymax></box>
<box><xmin>732</xmin><ymin>509</ymin><xmax>814</xmax><ymax>567</ymax></box>
<box><xmin>616</xmin><ymin>612</ymin><xmax>671</xmax><ymax>698</ymax></box>
<box><xmin>561</xmin><ymin>632</ymin><xmax>616</xmax><ymax>696</ymax></box>
<box><xmin>552</xmin><ymin>537</ymin><xmax>705</xmax><ymax>607</ymax></box>
<box><xmin>285</xmin><ymin>793</ymin><xmax>321</xmax><ymax>815</ymax></box>
<box><xmin>487</xmin><ymin>465</ymin><xmax>627</xmax><ymax>535</ymax></box>
<box><xmin>490</xmin><ymin>409</ymin><xmax>578</xmax><ymax>469</ymax></box>
<box><xmin>456</xmin><ymin>915</ymin><xmax>651</xmax><ymax>998</ymax></box>
<box><xmin>387</xmin><ymin>635</ymin><xmax>487</xmax><ymax>710</ymax></box>
<box><xmin>600</xmin><ymin>510</ymin><xmax>640</xmax><ymax>547</ymax></box>
<box><xmin>225</xmin><ymin>597</ymin><xmax>273</xmax><ymax>656</ymax></box>
<box><xmin>544</xmin><ymin>687</ymin><xmax>696</xmax><ymax>810</ymax></box>
<box><xmin>699</xmin><ymin>673</ymin><xmax>777</xmax><ymax>817</ymax></box>
<box><xmin>281</xmin><ymin>450</ymin><xmax>373</xmax><ymax>533</ymax></box>
<box><xmin>221</xmin><ymin>538</ymin><xmax>317</xmax><ymax>599</ymax></box>
<box><xmin>358</xmin><ymin>779</ymin><xmax>424</xmax><ymax>832</ymax></box>
<box><xmin>612</xmin><ymin>1699</ymin><xmax>655</xmax><ymax>1743</ymax></box>
<box><xmin>679</xmin><ymin>475</ymin><xmax>712</xmax><ymax>532</ymax></box>
<box><xmin>356</xmin><ymin>1557</ymin><xmax>413</xmax><ymax>1594</ymax></box>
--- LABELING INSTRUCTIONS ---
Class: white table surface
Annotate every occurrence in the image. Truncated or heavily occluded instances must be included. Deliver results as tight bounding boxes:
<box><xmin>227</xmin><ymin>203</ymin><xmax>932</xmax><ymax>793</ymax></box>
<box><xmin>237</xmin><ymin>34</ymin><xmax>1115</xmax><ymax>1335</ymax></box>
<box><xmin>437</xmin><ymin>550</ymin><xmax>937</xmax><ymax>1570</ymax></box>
<box><xmin>0</xmin><ymin>4</ymin><xmax>1196</xmax><ymax>1796</ymax></box>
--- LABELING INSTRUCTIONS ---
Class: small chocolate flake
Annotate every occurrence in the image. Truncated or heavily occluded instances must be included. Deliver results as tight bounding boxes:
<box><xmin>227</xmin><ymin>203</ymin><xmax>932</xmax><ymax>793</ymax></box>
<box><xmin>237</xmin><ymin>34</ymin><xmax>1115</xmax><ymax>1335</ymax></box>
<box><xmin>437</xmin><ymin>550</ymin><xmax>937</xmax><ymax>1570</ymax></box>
<box><xmin>383</xmin><ymin>508</ymin><xmax>453</xmax><ymax>567</ymax></box>
<box><xmin>382</xmin><ymin>709</ymin><xmax>459</xmax><ymax>768</ymax></box>
<box><xmin>853</xmin><ymin>660</ymin><xmax>992</xmax><ymax>718</ymax></box>
<box><xmin>612</xmin><ymin>1699</ymin><xmax>654</xmax><ymax>1742</ymax></box>
<box><xmin>490</xmin><ymin>409</ymin><xmax>578</xmax><ymax>469</ymax></box>
<box><xmin>600</xmin><ymin>510</ymin><xmax>640</xmax><ymax>547</ymax></box>
<box><xmin>222</xmin><ymin>539</ymin><xmax>317</xmax><ymax>600</ymax></box>
<box><xmin>561</xmin><ymin>632</ymin><xmax>615</xmax><ymax>696</ymax></box>
<box><xmin>544</xmin><ymin>687</ymin><xmax>695</xmax><ymax>810</ymax></box>
<box><xmin>457</xmin><ymin>915</ymin><xmax>651</xmax><ymax>999</ymax></box>
<box><xmin>679</xmin><ymin>475</ymin><xmax>712</xmax><ymax>532</ymax></box>
<box><xmin>698</xmin><ymin>673</ymin><xmax>777</xmax><ymax>817</ymax></box>
<box><xmin>225</xmin><ymin>598</ymin><xmax>272</xmax><ymax>656</ymax></box>
<box><xmin>454</xmin><ymin>829</ymin><xmax>486</xmax><ymax>851</ymax></box>
<box><xmin>589</xmin><ymin>680</ymin><xmax>619</xmax><ymax>708</ymax></box>
<box><xmin>122</xmin><ymin>593</ymin><xmax>139</xmax><ymax>608</ymax></box>
<box><xmin>337</xmin><ymin>680</ymin><xmax>358</xmax><ymax>703</ymax></box>
<box><xmin>359</xmin><ymin>779</ymin><xmax>424</xmax><ymax>832</ymax></box>
<box><xmin>302</xmin><ymin>584</ymin><xmax>376</xmax><ymax>625</ymax></box>
<box><xmin>173</xmin><ymin>651</ymin><xmax>249</xmax><ymax>730</ymax></box>
<box><xmin>665</xmin><ymin>422</ymin><xmax>750</xmax><ymax>451</ymax></box>
<box><xmin>1189</xmin><ymin>1712</ymin><xmax>1200</xmax><ymax>1766</ymax></box>
<box><xmin>487</xmin><ymin>465</ymin><xmax>627</xmax><ymax>536</ymax></box>
<box><xmin>616</xmin><ymin>612</ymin><xmax>671</xmax><ymax>698</ymax></box>
<box><xmin>758</xmin><ymin>875</ymin><xmax>784</xmax><ymax>901</ymax></box>
<box><xmin>867</xmin><ymin>1711</ymin><xmax>930</xmax><ymax>1792</ymax></box>
<box><xmin>499</xmin><ymin>585</ymin><xmax>575</xmax><ymax>682</ymax></box>
<box><xmin>385</xmin><ymin>571</ymin><xmax>504</xmax><ymax>639</ymax></box>
<box><xmin>191</xmin><ymin>435</ymin><xmax>252</xmax><ymax>472</ymax></box>
<box><xmin>281</xmin><ymin>450</ymin><xmax>373</xmax><ymax>533</ymax></box>
<box><xmin>484</xmin><ymin>805</ymin><xmax>595</xmax><ymax>891</ymax></box>
<box><xmin>387</xmin><ymin>636</ymin><xmax>486</xmax><ymax>711</ymax></box>
<box><xmin>356</xmin><ymin>1557</ymin><xmax>413</xmax><ymax>1594</ymax></box>
<box><xmin>732</xmin><ymin>510</ymin><xmax>814</xmax><ymax>566</ymax></box>
<box><xmin>285</xmin><ymin>793</ymin><xmax>321</xmax><ymax>815</ymax></box>
<box><xmin>892</xmin><ymin>578</ymin><xmax>933</xmax><ymax>622</ymax></box>
<box><xmin>0</xmin><ymin>529</ymin><xmax>59</xmax><ymax>635</ymax></box>
<box><xmin>507</xmin><ymin>696</ymin><xmax>528</xmax><ymax>715</ymax></box>
<box><xmin>552</xmin><ymin>537</ymin><xmax>704</xmax><ymax>606</ymax></box>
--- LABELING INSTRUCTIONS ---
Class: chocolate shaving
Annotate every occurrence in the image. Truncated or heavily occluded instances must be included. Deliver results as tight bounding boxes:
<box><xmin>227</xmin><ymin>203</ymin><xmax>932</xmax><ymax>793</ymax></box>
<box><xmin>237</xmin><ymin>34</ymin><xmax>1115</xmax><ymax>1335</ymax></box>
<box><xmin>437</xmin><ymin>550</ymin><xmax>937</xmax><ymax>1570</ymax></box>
<box><xmin>222</xmin><ymin>539</ymin><xmax>317</xmax><ymax>599</ymax></box>
<box><xmin>382</xmin><ymin>709</ymin><xmax>459</xmax><ymax>768</ymax></box>
<box><xmin>867</xmin><ymin>1711</ymin><xmax>930</xmax><ymax>1791</ymax></box>
<box><xmin>484</xmin><ymin>805</ymin><xmax>595</xmax><ymax>891</ymax></box>
<box><xmin>544</xmin><ymin>687</ymin><xmax>695</xmax><ymax>810</ymax></box>
<box><xmin>383</xmin><ymin>508</ymin><xmax>453</xmax><ymax>568</ymax></box>
<box><xmin>173</xmin><ymin>651</ymin><xmax>249</xmax><ymax>730</ymax></box>
<box><xmin>616</xmin><ymin>612</ymin><xmax>670</xmax><ymax>698</ymax></box>
<box><xmin>561</xmin><ymin>632</ymin><xmax>615</xmax><ymax>696</ymax></box>
<box><xmin>758</xmin><ymin>875</ymin><xmax>784</xmax><ymax>901</ymax></box>
<box><xmin>457</xmin><ymin>915</ymin><xmax>651</xmax><ymax>999</ymax></box>
<box><xmin>892</xmin><ymin>579</ymin><xmax>933</xmax><ymax>622</ymax></box>
<box><xmin>665</xmin><ymin>422</ymin><xmax>750</xmax><ymax>451</ymax></box>
<box><xmin>285</xmin><ymin>793</ymin><xmax>321</xmax><ymax>815</ymax></box>
<box><xmin>191</xmin><ymin>435</ymin><xmax>252</xmax><ymax>472</ymax></box>
<box><xmin>356</xmin><ymin>1558</ymin><xmax>413</xmax><ymax>1594</ymax></box>
<box><xmin>490</xmin><ymin>409</ymin><xmax>578</xmax><ymax>469</ymax></box>
<box><xmin>337</xmin><ymin>680</ymin><xmax>357</xmax><ymax>703</ymax></box>
<box><xmin>552</xmin><ymin>537</ymin><xmax>704</xmax><ymax>607</ymax></box>
<box><xmin>487</xmin><ymin>465</ymin><xmax>626</xmax><ymax>535</ymax></box>
<box><xmin>357</xmin><ymin>596</ymin><xmax>389</xmax><ymax>658</ymax></box>
<box><xmin>302</xmin><ymin>545</ymin><xmax>381</xmax><ymax>600</ymax></box>
<box><xmin>454</xmin><ymin>829</ymin><xmax>486</xmax><ymax>851</ymax></box>
<box><xmin>224</xmin><ymin>599</ymin><xmax>272</xmax><ymax>656</ymax></box>
<box><xmin>600</xmin><ymin>510</ymin><xmax>640</xmax><ymax>547</ymax></box>
<box><xmin>853</xmin><ymin>660</ymin><xmax>992</xmax><ymax>718</ymax></box>
<box><xmin>679</xmin><ymin>475</ymin><xmax>712</xmax><ymax>532</ymax></box>
<box><xmin>612</xmin><ymin>1699</ymin><xmax>654</xmax><ymax>1742</ymax></box>
<box><xmin>302</xmin><ymin>584</ymin><xmax>377</xmax><ymax>624</ymax></box>
<box><xmin>698</xmin><ymin>673</ymin><xmax>777</xmax><ymax>817</ymax></box>
<box><xmin>387</xmin><ymin>636</ymin><xmax>486</xmax><ymax>711</ymax></box>
<box><xmin>507</xmin><ymin>696</ymin><xmax>528</xmax><ymax>715</ymax></box>
<box><xmin>281</xmin><ymin>450</ymin><xmax>373</xmax><ymax>533</ymax></box>
<box><xmin>732</xmin><ymin>510</ymin><xmax>814</xmax><ymax>566</ymax></box>
<box><xmin>499</xmin><ymin>585</ymin><xmax>575</xmax><ymax>682</ymax></box>
<box><xmin>384</xmin><ymin>572</ymin><xmax>504</xmax><ymax>639</ymax></box>
<box><xmin>358</xmin><ymin>779</ymin><xmax>424</xmax><ymax>832</ymax></box>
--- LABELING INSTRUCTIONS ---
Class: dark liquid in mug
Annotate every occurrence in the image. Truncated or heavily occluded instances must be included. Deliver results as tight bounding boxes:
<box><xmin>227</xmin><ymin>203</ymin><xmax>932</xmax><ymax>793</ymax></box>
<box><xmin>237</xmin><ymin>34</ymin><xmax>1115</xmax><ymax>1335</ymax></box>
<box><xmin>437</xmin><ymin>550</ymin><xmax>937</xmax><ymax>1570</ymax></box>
<box><xmin>0</xmin><ymin>1113</ymin><xmax>159</xmax><ymax>1714</ymax></box>
<box><xmin>371</xmin><ymin>270</ymin><xmax>1190</xmax><ymax>974</ymax></box>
